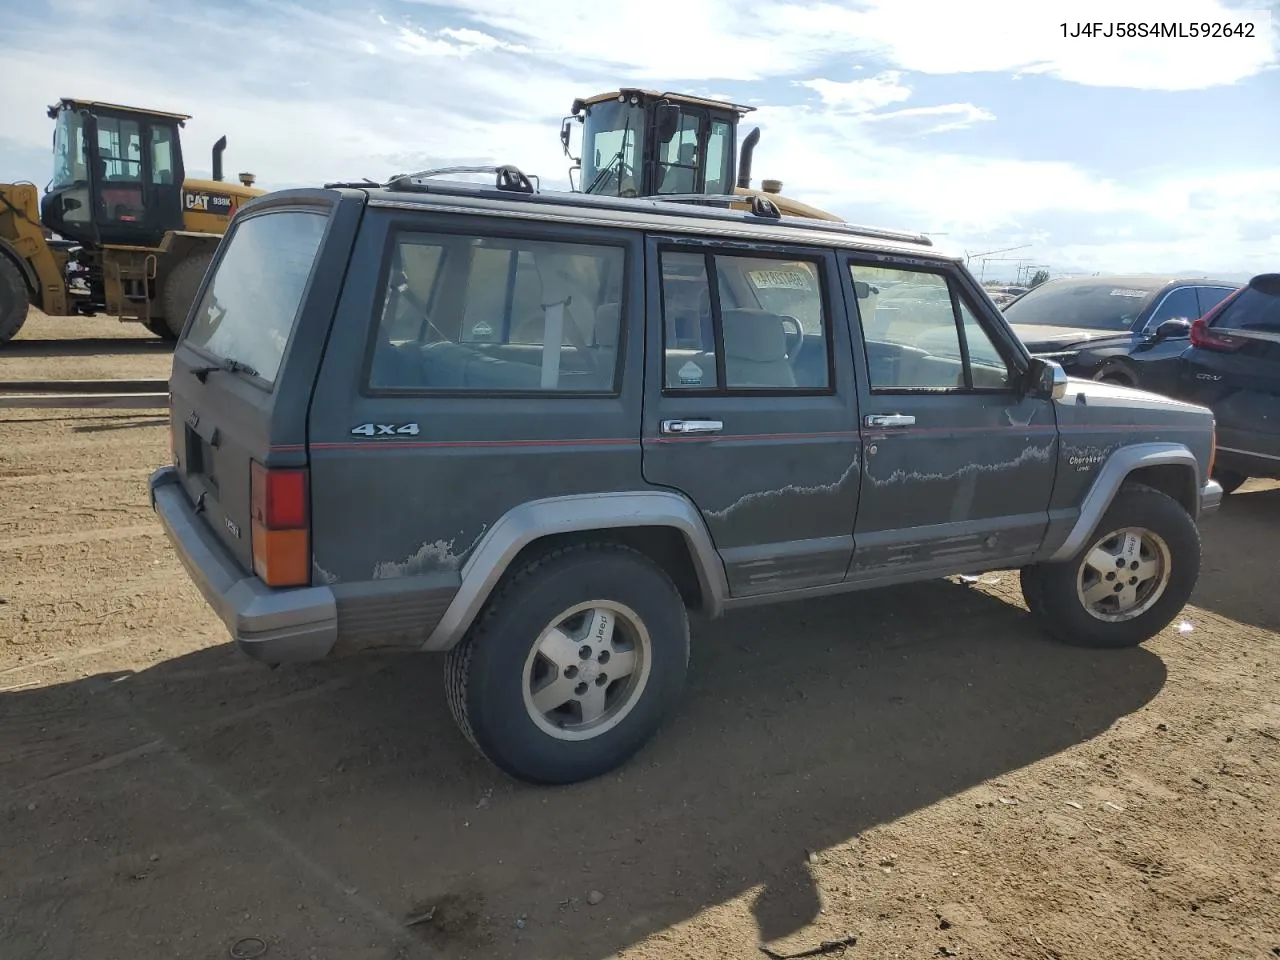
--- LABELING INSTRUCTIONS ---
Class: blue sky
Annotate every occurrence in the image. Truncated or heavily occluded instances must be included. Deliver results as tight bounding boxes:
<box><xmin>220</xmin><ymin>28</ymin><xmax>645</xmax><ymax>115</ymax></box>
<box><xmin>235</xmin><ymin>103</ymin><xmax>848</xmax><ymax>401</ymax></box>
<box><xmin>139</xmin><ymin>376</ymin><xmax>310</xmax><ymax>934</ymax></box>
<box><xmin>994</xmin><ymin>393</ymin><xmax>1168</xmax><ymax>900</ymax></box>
<box><xmin>1</xmin><ymin>0</ymin><xmax>1276</xmax><ymax>281</ymax></box>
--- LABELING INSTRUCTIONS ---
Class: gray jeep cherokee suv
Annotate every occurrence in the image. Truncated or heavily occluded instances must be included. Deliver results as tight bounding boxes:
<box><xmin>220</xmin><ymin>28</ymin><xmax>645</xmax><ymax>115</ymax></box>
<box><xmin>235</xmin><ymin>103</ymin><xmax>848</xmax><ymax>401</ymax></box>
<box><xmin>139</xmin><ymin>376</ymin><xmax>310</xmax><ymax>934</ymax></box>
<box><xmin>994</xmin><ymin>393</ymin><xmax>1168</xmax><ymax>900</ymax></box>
<box><xmin>149</xmin><ymin>167</ymin><xmax>1222</xmax><ymax>785</ymax></box>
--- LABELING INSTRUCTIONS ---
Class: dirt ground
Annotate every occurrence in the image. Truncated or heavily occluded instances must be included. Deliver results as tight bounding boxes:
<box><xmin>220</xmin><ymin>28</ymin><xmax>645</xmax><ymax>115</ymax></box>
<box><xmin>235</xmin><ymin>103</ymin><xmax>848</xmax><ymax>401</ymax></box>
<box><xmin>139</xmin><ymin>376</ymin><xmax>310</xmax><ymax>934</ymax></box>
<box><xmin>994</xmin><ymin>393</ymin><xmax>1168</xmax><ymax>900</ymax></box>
<box><xmin>2</xmin><ymin>311</ymin><xmax>1277</xmax><ymax>960</ymax></box>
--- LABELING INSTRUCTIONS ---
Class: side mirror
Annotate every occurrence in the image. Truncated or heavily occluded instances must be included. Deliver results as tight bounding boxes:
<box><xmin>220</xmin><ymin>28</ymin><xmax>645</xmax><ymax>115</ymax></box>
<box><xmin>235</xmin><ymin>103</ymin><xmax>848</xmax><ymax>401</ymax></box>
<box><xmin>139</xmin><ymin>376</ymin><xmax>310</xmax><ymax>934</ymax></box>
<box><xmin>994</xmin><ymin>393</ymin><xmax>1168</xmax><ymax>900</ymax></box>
<box><xmin>655</xmin><ymin>104</ymin><xmax>680</xmax><ymax>144</ymax></box>
<box><xmin>1152</xmin><ymin>317</ymin><xmax>1192</xmax><ymax>341</ymax></box>
<box><xmin>559</xmin><ymin>117</ymin><xmax>579</xmax><ymax>161</ymax></box>
<box><xmin>1027</xmin><ymin>357</ymin><xmax>1068</xmax><ymax>401</ymax></box>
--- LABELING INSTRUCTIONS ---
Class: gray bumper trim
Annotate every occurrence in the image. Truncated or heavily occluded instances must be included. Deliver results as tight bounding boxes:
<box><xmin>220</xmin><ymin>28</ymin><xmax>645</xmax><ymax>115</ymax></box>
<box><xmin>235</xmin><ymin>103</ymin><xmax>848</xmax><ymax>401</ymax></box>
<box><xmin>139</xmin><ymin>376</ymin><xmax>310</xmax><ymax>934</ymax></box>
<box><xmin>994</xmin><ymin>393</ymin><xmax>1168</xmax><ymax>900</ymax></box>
<box><xmin>148</xmin><ymin>466</ymin><xmax>337</xmax><ymax>663</ymax></box>
<box><xmin>1199</xmin><ymin>478</ymin><xmax>1223</xmax><ymax>518</ymax></box>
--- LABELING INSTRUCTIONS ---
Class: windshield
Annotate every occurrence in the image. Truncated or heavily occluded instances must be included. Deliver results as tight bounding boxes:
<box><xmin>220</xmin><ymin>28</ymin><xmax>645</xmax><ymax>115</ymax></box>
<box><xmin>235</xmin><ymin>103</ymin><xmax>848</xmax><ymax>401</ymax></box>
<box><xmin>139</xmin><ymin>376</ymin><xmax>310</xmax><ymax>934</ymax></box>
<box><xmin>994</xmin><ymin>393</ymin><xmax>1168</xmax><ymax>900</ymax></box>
<box><xmin>580</xmin><ymin>100</ymin><xmax>644</xmax><ymax>197</ymax></box>
<box><xmin>1002</xmin><ymin>280</ymin><xmax>1163</xmax><ymax>331</ymax></box>
<box><xmin>51</xmin><ymin>108</ymin><xmax>87</xmax><ymax>188</ymax></box>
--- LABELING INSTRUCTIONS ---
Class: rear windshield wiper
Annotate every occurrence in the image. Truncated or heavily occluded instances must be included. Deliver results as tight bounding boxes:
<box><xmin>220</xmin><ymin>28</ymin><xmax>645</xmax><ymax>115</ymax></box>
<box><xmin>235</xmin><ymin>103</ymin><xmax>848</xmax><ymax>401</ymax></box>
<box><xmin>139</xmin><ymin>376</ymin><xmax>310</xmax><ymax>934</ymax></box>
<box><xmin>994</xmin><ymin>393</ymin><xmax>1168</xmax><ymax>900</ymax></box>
<box><xmin>190</xmin><ymin>357</ymin><xmax>259</xmax><ymax>383</ymax></box>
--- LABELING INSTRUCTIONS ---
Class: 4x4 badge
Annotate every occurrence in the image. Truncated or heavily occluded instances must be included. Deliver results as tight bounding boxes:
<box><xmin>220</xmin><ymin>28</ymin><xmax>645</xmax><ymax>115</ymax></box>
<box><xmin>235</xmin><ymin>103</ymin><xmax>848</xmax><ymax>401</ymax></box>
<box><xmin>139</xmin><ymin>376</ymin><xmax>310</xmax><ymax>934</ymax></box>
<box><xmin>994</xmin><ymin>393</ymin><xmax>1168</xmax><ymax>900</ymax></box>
<box><xmin>350</xmin><ymin>422</ymin><xmax>421</xmax><ymax>438</ymax></box>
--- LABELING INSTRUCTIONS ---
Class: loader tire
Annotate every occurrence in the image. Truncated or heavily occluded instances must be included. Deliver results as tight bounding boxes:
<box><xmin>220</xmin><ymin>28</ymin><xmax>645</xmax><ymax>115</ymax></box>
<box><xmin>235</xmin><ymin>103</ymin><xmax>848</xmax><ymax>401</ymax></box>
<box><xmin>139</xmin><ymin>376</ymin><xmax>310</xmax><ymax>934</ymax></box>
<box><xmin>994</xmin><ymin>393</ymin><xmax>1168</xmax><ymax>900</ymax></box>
<box><xmin>0</xmin><ymin>253</ymin><xmax>31</xmax><ymax>345</ymax></box>
<box><xmin>160</xmin><ymin>252</ymin><xmax>213</xmax><ymax>339</ymax></box>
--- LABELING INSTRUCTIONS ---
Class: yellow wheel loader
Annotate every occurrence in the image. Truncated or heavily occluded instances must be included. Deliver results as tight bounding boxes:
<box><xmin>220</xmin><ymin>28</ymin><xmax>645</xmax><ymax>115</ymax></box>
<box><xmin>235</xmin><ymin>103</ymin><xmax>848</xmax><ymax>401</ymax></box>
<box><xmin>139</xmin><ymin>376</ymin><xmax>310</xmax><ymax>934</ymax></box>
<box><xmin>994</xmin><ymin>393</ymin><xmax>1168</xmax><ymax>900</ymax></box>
<box><xmin>560</xmin><ymin>88</ymin><xmax>843</xmax><ymax>221</ymax></box>
<box><xmin>0</xmin><ymin>98</ymin><xmax>264</xmax><ymax>344</ymax></box>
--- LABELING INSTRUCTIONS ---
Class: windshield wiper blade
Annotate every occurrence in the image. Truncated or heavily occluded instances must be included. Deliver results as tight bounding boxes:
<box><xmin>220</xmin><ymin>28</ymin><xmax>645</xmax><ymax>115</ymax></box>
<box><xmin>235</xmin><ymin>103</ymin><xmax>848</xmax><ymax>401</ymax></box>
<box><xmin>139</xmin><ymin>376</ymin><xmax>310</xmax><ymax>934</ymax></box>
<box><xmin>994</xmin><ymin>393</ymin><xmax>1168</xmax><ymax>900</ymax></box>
<box><xmin>190</xmin><ymin>357</ymin><xmax>259</xmax><ymax>383</ymax></box>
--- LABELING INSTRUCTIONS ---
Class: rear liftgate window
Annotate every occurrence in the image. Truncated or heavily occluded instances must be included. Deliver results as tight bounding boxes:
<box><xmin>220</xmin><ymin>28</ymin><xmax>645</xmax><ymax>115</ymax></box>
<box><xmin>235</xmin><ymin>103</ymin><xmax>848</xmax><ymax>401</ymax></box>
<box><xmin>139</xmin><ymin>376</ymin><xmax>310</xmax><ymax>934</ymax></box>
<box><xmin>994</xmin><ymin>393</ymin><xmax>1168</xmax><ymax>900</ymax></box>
<box><xmin>367</xmin><ymin>231</ymin><xmax>625</xmax><ymax>393</ymax></box>
<box><xmin>183</xmin><ymin>210</ymin><xmax>329</xmax><ymax>387</ymax></box>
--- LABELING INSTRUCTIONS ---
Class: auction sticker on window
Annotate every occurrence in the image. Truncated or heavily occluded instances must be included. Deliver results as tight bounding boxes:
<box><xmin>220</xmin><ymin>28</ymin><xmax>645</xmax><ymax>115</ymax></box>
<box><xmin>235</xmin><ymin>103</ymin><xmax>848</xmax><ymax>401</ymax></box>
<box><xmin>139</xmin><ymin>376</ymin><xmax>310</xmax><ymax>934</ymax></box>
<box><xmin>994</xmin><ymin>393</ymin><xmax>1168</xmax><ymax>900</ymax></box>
<box><xmin>1109</xmin><ymin>288</ymin><xmax>1148</xmax><ymax>298</ymax></box>
<box><xmin>750</xmin><ymin>268</ymin><xmax>813</xmax><ymax>290</ymax></box>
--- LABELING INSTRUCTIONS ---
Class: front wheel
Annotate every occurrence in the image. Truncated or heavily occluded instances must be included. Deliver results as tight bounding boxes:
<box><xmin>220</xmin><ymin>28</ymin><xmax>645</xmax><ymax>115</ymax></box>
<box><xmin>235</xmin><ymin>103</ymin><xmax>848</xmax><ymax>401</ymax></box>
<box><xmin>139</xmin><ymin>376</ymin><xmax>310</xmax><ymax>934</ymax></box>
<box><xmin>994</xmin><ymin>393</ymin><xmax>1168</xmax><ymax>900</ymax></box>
<box><xmin>444</xmin><ymin>542</ymin><xmax>690</xmax><ymax>785</ymax></box>
<box><xmin>1021</xmin><ymin>484</ymin><xmax>1200</xmax><ymax>649</ymax></box>
<box><xmin>160</xmin><ymin>251</ymin><xmax>214</xmax><ymax>339</ymax></box>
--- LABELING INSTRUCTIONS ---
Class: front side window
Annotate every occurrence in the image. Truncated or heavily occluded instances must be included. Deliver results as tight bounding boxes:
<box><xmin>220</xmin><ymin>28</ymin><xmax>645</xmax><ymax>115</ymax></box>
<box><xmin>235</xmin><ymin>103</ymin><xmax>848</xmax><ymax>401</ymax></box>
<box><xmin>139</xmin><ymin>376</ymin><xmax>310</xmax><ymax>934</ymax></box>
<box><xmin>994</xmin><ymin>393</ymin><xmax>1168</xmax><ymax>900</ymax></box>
<box><xmin>185</xmin><ymin>210</ymin><xmax>328</xmax><ymax>387</ymax></box>
<box><xmin>368</xmin><ymin>231</ymin><xmax>625</xmax><ymax>394</ymax></box>
<box><xmin>660</xmin><ymin>248</ymin><xmax>831</xmax><ymax>392</ymax></box>
<box><xmin>655</xmin><ymin>111</ymin><xmax>702</xmax><ymax>195</ymax></box>
<box><xmin>1196</xmin><ymin>285</ymin><xmax>1237</xmax><ymax>317</ymax></box>
<box><xmin>1148</xmin><ymin>286</ymin><xmax>1200</xmax><ymax>327</ymax></box>
<box><xmin>850</xmin><ymin>263</ymin><xmax>1014</xmax><ymax>392</ymax></box>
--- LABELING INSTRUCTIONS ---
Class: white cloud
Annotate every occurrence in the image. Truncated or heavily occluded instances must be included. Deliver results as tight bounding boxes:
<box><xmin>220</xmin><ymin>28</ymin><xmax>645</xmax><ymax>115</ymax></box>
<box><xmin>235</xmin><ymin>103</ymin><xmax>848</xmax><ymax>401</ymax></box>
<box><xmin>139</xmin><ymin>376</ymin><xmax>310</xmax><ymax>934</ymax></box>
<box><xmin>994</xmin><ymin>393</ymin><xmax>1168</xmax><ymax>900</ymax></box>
<box><xmin>421</xmin><ymin>0</ymin><xmax>1275</xmax><ymax>91</ymax></box>
<box><xmin>860</xmin><ymin>103</ymin><xmax>997</xmax><ymax>134</ymax></box>
<box><xmin>800</xmin><ymin>72</ymin><xmax>911</xmax><ymax>112</ymax></box>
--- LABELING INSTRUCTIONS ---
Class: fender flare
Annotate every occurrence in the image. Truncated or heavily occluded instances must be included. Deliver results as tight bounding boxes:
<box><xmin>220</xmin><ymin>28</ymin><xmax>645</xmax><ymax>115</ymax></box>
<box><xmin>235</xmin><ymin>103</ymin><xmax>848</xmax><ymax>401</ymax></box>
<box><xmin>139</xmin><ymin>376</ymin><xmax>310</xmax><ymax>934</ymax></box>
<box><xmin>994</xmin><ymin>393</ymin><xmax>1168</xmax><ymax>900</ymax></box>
<box><xmin>421</xmin><ymin>490</ymin><xmax>728</xmax><ymax>652</ymax></box>
<box><xmin>0</xmin><ymin>236</ymin><xmax>40</xmax><ymax>303</ymax></box>
<box><xmin>1046</xmin><ymin>442</ymin><xmax>1201</xmax><ymax>563</ymax></box>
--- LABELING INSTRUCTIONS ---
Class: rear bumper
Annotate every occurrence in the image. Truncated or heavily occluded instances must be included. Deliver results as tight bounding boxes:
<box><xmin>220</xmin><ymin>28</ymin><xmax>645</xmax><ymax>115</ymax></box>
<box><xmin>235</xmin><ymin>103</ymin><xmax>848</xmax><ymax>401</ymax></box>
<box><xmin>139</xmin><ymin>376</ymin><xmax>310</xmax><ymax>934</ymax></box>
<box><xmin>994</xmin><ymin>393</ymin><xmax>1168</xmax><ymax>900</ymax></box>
<box><xmin>148</xmin><ymin>466</ymin><xmax>337</xmax><ymax>664</ymax></box>
<box><xmin>1199</xmin><ymin>478</ymin><xmax>1223</xmax><ymax>518</ymax></box>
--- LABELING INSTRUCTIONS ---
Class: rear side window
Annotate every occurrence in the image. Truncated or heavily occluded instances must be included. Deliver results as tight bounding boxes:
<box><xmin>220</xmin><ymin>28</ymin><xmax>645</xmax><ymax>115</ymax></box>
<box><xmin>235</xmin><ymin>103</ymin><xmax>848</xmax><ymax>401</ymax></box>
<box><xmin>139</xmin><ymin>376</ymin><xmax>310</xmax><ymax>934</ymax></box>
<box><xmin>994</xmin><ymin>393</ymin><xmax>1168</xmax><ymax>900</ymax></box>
<box><xmin>367</xmin><ymin>231</ymin><xmax>625</xmax><ymax>394</ymax></box>
<box><xmin>1211</xmin><ymin>278</ymin><xmax>1280</xmax><ymax>332</ymax></box>
<box><xmin>184</xmin><ymin>210</ymin><xmax>328</xmax><ymax>388</ymax></box>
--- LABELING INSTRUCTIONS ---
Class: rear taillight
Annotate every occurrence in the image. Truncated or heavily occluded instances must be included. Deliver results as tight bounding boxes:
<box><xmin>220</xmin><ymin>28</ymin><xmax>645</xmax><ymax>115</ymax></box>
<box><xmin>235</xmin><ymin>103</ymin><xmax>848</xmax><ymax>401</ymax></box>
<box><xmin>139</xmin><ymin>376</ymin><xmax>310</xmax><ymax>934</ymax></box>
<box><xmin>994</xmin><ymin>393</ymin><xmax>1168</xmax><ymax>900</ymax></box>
<box><xmin>1189</xmin><ymin>287</ymin><xmax>1247</xmax><ymax>353</ymax></box>
<box><xmin>1208</xmin><ymin>426</ymin><xmax>1217</xmax><ymax>479</ymax></box>
<box><xmin>1189</xmin><ymin>318</ymin><xmax>1245</xmax><ymax>353</ymax></box>
<box><xmin>250</xmin><ymin>461</ymin><xmax>310</xmax><ymax>587</ymax></box>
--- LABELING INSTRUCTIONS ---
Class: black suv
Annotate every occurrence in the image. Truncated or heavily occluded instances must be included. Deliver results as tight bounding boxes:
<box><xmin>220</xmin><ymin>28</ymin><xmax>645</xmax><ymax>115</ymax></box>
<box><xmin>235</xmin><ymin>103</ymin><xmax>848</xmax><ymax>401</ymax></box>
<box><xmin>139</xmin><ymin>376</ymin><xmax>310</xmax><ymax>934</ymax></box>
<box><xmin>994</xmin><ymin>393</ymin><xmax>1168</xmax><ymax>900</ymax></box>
<box><xmin>1003</xmin><ymin>275</ymin><xmax>1240</xmax><ymax>391</ymax></box>
<box><xmin>149</xmin><ymin>169</ymin><xmax>1222</xmax><ymax>785</ymax></box>
<box><xmin>1174</xmin><ymin>273</ymin><xmax>1280</xmax><ymax>493</ymax></box>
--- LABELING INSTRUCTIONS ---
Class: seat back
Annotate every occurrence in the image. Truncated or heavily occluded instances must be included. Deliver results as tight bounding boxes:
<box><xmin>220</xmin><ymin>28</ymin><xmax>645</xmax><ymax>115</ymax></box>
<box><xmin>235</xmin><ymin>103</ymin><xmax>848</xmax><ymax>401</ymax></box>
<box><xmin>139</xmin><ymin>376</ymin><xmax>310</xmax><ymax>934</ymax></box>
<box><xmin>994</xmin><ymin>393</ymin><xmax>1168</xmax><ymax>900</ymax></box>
<box><xmin>721</xmin><ymin>308</ymin><xmax>795</xmax><ymax>388</ymax></box>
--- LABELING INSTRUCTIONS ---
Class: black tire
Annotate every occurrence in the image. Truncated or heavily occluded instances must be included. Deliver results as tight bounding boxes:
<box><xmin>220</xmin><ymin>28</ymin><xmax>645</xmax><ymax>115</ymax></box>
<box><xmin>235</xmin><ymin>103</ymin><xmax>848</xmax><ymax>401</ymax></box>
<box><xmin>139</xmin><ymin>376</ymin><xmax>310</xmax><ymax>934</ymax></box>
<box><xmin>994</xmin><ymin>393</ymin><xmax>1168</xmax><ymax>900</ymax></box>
<box><xmin>1022</xmin><ymin>484</ymin><xmax>1201</xmax><ymax>649</ymax></box>
<box><xmin>1093</xmin><ymin>361</ymin><xmax>1136</xmax><ymax>387</ymax></box>
<box><xmin>160</xmin><ymin>251</ymin><xmax>213</xmax><ymax>339</ymax></box>
<box><xmin>1212</xmin><ymin>467</ymin><xmax>1248</xmax><ymax>495</ymax></box>
<box><xmin>444</xmin><ymin>542</ymin><xmax>690</xmax><ymax>785</ymax></box>
<box><xmin>0</xmin><ymin>253</ymin><xmax>31</xmax><ymax>345</ymax></box>
<box><xmin>142</xmin><ymin>314</ymin><xmax>176</xmax><ymax>341</ymax></box>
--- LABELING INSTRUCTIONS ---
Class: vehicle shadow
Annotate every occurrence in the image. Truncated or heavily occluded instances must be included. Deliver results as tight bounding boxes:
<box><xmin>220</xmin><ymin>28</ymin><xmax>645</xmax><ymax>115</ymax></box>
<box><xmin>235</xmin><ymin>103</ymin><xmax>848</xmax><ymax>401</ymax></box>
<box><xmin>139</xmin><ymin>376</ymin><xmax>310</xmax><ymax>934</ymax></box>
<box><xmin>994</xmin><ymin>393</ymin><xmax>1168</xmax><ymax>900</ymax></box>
<box><xmin>0</xmin><ymin>578</ymin><xmax>1166</xmax><ymax>960</ymax></box>
<box><xmin>1192</xmin><ymin>482</ymin><xmax>1280</xmax><ymax>632</ymax></box>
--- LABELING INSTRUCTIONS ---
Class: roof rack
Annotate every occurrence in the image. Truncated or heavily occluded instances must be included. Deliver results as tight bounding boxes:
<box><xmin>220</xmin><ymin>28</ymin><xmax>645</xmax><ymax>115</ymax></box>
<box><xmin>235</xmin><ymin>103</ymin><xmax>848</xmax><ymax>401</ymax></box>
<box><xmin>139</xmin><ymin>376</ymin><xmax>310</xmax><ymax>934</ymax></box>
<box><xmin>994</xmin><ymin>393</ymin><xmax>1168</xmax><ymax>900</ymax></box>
<box><xmin>375</xmin><ymin>163</ymin><xmax>934</xmax><ymax>248</ymax></box>
<box><xmin>386</xmin><ymin>164</ymin><xmax>539</xmax><ymax>195</ymax></box>
<box><xmin>655</xmin><ymin>193</ymin><xmax>783</xmax><ymax>219</ymax></box>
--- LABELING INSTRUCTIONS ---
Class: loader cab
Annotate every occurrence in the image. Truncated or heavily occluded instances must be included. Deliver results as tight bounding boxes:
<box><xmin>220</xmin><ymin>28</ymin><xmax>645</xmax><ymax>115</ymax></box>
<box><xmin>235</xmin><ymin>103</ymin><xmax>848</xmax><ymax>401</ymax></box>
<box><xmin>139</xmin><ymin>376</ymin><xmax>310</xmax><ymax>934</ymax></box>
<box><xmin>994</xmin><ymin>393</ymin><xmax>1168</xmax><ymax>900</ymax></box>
<box><xmin>562</xmin><ymin>89</ymin><xmax>753</xmax><ymax>198</ymax></box>
<box><xmin>41</xmin><ymin>99</ymin><xmax>189</xmax><ymax>248</ymax></box>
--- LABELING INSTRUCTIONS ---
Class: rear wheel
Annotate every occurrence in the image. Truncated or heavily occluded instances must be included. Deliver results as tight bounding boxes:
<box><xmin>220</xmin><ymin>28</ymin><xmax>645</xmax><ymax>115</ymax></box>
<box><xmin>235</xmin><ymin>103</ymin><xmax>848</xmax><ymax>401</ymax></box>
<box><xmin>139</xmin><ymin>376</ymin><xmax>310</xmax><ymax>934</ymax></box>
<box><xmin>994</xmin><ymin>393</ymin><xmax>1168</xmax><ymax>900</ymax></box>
<box><xmin>1021</xmin><ymin>485</ymin><xmax>1200</xmax><ymax>649</ymax></box>
<box><xmin>445</xmin><ymin>542</ymin><xmax>690</xmax><ymax>785</ymax></box>
<box><xmin>1212</xmin><ymin>467</ymin><xmax>1247</xmax><ymax>495</ymax></box>
<box><xmin>160</xmin><ymin>251</ymin><xmax>213</xmax><ymax>339</ymax></box>
<box><xmin>0</xmin><ymin>253</ymin><xmax>31</xmax><ymax>345</ymax></box>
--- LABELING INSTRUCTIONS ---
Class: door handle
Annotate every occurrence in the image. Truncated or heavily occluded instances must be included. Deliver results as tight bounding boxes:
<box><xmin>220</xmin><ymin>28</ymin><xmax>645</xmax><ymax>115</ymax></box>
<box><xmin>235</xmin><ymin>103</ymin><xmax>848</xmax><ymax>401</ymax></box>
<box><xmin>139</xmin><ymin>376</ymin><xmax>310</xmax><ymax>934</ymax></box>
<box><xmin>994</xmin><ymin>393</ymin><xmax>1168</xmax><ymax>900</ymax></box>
<box><xmin>864</xmin><ymin>414</ymin><xmax>916</xmax><ymax>429</ymax></box>
<box><xmin>661</xmin><ymin>419</ymin><xmax>723</xmax><ymax>435</ymax></box>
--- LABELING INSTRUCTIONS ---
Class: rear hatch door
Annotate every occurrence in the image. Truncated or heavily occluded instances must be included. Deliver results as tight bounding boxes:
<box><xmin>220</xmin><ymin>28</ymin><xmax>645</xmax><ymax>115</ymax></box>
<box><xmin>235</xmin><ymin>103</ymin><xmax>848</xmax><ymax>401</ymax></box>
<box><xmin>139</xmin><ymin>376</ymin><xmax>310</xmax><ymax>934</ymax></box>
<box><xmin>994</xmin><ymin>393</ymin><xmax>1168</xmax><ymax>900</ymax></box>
<box><xmin>1182</xmin><ymin>274</ymin><xmax>1280</xmax><ymax>457</ymax></box>
<box><xmin>167</xmin><ymin>188</ymin><xmax>365</xmax><ymax>574</ymax></box>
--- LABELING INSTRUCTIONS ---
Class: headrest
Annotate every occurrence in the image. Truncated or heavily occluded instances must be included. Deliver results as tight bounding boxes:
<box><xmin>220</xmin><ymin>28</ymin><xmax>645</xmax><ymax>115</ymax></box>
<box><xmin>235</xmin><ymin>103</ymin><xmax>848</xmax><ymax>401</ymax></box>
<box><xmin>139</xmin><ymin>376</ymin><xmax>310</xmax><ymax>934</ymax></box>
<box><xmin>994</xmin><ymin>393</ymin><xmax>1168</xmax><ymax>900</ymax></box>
<box><xmin>721</xmin><ymin>309</ymin><xmax>788</xmax><ymax>363</ymax></box>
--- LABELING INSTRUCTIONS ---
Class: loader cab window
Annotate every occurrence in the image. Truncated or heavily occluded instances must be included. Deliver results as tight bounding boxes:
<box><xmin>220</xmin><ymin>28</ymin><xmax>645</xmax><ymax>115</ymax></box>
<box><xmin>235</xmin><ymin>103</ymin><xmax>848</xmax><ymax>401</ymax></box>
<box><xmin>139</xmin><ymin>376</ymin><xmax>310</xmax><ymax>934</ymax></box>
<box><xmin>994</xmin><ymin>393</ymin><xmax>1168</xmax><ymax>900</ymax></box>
<box><xmin>703</xmin><ymin>119</ymin><xmax>732</xmax><ymax>195</ymax></box>
<box><xmin>655</xmin><ymin>111</ymin><xmax>702</xmax><ymax>195</ymax></box>
<box><xmin>51</xmin><ymin>109</ymin><xmax>87</xmax><ymax>189</ymax></box>
<box><xmin>580</xmin><ymin>100</ymin><xmax>644</xmax><ymax>197</ymax></box>
<box><xmin>150</xmin><ymin>126</ymin><xmax>177</xmax><ymax>185</ymax></box>
<box><xmin>96</xmin><ymin>117</ymin><xmax>143</xmax><ymax>183</ymax></box>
